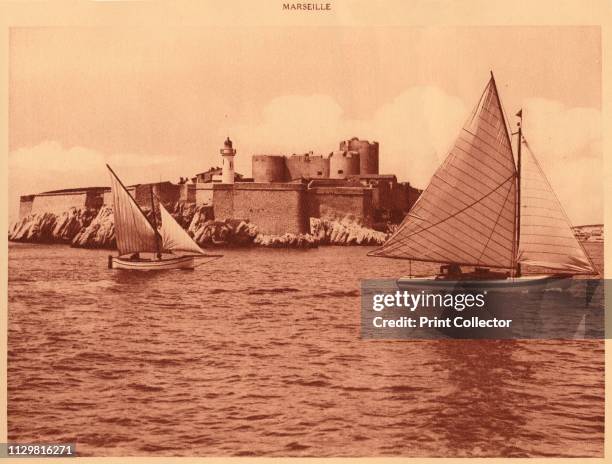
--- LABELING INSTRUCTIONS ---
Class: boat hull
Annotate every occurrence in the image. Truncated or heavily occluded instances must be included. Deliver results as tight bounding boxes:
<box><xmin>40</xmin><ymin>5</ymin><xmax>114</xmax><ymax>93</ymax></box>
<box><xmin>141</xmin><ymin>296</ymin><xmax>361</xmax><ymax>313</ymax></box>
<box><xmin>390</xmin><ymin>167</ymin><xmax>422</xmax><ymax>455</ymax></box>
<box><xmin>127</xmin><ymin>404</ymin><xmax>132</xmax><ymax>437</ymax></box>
<box><xmin>396</xmin><ymin>274</ymin><xmax>573</xmax><ymax>339</ymax></box>
<box><xmin>397</xmin><ymin>274</ymin><xmax>572</xmax><ymax>293</ymax></box>
<box><xmin>109</xmin><ymin>255</ymin><xmax>195</xmax><ymax>270</ymax></box>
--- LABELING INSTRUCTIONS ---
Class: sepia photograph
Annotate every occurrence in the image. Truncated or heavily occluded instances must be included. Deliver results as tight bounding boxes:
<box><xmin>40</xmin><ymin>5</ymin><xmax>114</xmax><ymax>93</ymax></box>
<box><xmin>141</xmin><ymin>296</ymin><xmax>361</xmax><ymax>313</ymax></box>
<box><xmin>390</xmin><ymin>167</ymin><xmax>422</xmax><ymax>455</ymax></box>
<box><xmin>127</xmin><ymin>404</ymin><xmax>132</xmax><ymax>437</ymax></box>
<box><xmin>3</xmin><ymin>1</ymin><xmax>608</xmax><ymax>460</ymax></box>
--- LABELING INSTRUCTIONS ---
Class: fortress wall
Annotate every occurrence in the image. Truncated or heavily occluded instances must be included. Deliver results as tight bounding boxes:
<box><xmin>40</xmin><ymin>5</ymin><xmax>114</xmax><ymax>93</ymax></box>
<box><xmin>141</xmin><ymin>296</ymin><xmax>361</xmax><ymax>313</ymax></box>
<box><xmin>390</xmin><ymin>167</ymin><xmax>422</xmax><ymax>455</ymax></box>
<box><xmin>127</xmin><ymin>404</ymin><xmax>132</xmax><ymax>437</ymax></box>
<box><xmin>307</xmin><ymin>187</ymin><xmax>373</xmax><ymax>227</ymax></box>
<box><xmin>252</xmin><ymin>155</ymin><xmax>288</xmax><ymax>183</ymax></box>
<box><xmin>405</xmin><ymin>184</ymin><xmax>422</xmax><ymax>211</ymax></box>
<box><xmin>30</xmin><ymin>192</ymin><xmax>89</xmax><ymax>215</ymax></box>
<box><xmin>130</xmin><ymin>182</ymin><xmax>181</xmax><ymax>208</ymax></box>
<box><xmin>179</xmin><ymin>183</ymin><xmax>196</xmax><ymax>203</ymax></box>
<box><xmin>85</xmin><ymin>190</ymin><xmax>106</xmax><ymax>210</ymax></box>
<box><xmin>214</xmin><ymin>183</ymin><xmax>308</xmax><ymax>235</ymax></box>
<box><xmin>19</xmin><ymin>195</ymin><xmax>34</xmax><ymax>219</ymax></box>
<box><xmin>195</xmin><ymin>184</ymin><xmax>214</xmax><ymax>205</ymax></box>
<box><xmin>286</xmin><ymin>154</ymin><xmax>330</xmax><ymax>180</ymax></box>
<box><xmin>212</xmin><ymin>184</ymin><xmax>235</xmax><ymax>221</ymax></box>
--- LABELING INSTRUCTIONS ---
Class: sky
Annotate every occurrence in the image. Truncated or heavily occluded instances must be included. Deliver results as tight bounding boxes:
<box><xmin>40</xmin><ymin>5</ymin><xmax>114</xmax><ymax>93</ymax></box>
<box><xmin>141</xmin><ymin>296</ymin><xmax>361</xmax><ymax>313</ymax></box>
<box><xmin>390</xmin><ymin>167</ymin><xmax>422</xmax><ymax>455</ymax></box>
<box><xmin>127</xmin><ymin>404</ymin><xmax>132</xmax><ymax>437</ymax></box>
<box><xmin>9</xmin><ymin>26</ymin><xmax>601</xmax><ymax>224</ymax></box>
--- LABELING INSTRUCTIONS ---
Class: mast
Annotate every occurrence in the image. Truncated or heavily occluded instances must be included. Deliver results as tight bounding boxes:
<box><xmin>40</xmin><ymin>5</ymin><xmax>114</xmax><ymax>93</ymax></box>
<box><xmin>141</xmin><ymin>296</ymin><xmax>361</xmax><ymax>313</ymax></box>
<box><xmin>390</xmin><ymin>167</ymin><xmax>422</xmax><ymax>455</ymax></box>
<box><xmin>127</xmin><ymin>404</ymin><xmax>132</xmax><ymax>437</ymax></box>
<box><xmin>515</xmin><ymin>110</ymin><xmax>523</xmax><ymax>277</ymax></box>
<box><xmin>489</xmin><ymin>71</ymin><xmax>519</xmax><ymax>274</ymax></box>
<box><xmin>150</xmin><ymin>184</ymin><xmax>162</xmax><ymax>258</ymax></box>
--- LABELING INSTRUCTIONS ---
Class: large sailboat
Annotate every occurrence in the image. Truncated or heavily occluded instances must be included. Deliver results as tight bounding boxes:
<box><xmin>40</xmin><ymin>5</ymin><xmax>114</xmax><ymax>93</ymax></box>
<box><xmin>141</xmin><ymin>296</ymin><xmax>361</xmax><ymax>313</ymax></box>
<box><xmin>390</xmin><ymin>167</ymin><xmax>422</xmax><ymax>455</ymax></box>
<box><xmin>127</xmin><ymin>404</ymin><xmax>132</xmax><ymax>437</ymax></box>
<box><xmin>369</xmin><ymin>73</ymin><xmax>596</xmax><ymax>289</ymax></box>
<box><xmin>107</xmin><ymin>164</ymin><xmax>220</xmax><ymax>270</ymax></box>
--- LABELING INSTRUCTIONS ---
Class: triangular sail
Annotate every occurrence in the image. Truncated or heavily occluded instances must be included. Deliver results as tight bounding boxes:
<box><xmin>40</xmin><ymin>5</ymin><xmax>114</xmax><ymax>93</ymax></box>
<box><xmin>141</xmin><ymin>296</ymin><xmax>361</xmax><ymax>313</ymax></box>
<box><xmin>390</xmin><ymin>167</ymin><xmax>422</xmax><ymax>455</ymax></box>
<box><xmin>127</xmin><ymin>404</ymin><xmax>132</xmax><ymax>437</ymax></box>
<box><xmin>370</xmin><ymin>76</ymin><xmax>517</xmax><ymax>269</ymax></box>
<box><xmin>108</xmin><ymin>166</ymin><xmax>160</xmax><ymax>256</ymax></box>
<box><xmin>518</xmin><ymin>140</ymin><xmax>595</xmax><ymax>273</ymax></box>
<box><xmin>158</xmin><ymin>202</ymin><xmax>206</xmax><ymax>255</ymax></box>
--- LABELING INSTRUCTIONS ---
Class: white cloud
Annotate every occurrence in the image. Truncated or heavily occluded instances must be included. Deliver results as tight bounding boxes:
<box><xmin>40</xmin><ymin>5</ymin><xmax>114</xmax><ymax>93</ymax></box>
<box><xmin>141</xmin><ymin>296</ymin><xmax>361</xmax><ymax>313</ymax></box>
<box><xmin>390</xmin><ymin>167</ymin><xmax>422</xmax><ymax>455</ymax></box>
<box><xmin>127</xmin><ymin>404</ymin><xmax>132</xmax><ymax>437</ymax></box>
<box><xmin>228</xmin><ymin>89</ymin><xmax>601</xmax><ymax>225</ymax></box>
<box><xmin>227</xmin><ymin>87</ymin><xmax>466</xmax><ymax>189</ymax></box>
<box><xmin>9</xmin><ymin>90</ymin><xmax>602</xmax><ymax>226</ymax></box>
<box><xmin>8</xmin><ymin>141</ymin><xmax>177</xmax><ymax>221</ymax></box>
<box><xmin>520</xmin><ymin>99</ymin><xmax>602</xmax><ymax>225</ymax></box>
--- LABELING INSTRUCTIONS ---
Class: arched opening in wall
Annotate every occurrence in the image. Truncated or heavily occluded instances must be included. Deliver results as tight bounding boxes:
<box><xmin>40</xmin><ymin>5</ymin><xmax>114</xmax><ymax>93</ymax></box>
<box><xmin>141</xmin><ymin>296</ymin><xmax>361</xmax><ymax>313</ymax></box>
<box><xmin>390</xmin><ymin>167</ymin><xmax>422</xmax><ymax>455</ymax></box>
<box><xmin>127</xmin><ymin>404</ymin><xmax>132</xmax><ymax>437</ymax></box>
<box><xmin>317</xmin><ymin>171</ymin><xmax>323</xmax><ymax>176</ymax></box>
<box><xmin>338</xmin><ymin>170</ymin><xmax>344</xmax><ymax>175</ymax></box>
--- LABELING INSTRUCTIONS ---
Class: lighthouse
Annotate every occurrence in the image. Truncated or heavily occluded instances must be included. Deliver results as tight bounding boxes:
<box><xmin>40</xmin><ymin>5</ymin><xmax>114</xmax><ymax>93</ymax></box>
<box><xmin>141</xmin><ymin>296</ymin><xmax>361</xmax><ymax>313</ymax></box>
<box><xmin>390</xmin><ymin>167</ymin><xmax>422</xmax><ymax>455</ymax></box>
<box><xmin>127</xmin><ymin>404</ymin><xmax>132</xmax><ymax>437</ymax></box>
<box><xmin>220</xmin><ymin>136</ymin><xmax>236</xmax><ymax>184</ymax></box>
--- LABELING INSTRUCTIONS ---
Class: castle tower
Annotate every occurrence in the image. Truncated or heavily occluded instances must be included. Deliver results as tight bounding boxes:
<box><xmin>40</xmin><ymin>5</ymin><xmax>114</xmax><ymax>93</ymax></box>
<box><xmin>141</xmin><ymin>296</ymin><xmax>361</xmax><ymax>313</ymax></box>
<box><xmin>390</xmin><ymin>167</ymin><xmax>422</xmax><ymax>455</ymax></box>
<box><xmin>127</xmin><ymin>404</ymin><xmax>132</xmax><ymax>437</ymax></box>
<box><xmin>220</xmin><ymin>137</ymin><xmax>237</xmax><ymax>184</ymax></box>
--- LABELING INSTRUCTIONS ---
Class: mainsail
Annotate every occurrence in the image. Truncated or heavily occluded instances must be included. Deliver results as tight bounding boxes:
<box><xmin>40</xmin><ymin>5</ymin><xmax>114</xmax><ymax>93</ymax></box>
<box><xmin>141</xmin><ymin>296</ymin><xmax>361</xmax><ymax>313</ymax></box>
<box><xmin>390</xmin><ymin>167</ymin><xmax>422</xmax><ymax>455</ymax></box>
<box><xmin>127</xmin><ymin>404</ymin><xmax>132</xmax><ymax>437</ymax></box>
<box><xmin>517</xmin><ymin>139</ymin><xmax>595</xmax><ymax>273</ymax></box>
<box><xmin>370</xmin><ymin>75</ymin><xmax>517</xmax><ymax>269</ymax></box>
<box><xmin>108</xmin><ymin>165</ymin><xmax>160</xmax><ymax>256</ymax></box>
<box><xmin>158</xmin><ymin>202</ymin><xmax>206</xmax><ymax>255</ymax></box>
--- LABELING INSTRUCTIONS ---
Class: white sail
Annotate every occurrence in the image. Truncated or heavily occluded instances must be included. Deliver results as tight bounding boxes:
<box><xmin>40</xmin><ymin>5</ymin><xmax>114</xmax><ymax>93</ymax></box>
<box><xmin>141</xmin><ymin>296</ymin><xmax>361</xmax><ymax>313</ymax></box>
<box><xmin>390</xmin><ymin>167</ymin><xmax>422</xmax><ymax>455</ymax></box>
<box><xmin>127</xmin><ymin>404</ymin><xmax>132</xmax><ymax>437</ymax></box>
<box><xmin>108</xmin><ymin>166</ymin><xmax>160</xmax><ymax>256</ymax></box>
<box><xmin>518</xmin><ymin>140</ymin><xmax>595</xmax><ymax>273</ymax></box>
<box><xmin>371</xmin><ymin>76</ymin><xmax>517</xmax><ymax>269</ymax></box>
<box><xmin>158</xmin><ymin>202</ymin><xmax>206</xmax><ymax>255</ymax></box>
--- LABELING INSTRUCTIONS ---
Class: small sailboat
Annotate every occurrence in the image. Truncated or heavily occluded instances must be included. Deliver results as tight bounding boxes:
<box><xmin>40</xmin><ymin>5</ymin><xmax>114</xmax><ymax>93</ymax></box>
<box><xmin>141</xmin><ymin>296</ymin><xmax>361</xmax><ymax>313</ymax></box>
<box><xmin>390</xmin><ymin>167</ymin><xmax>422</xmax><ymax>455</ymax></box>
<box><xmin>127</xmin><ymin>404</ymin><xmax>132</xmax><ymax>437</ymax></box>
<box><xmin>369</xmin><ymin>72</ymin><xmax>596</xmax><ymax>290</ymax></box>
<box><xmin>106</xmin><ymin>164</ymin><xmax>221</xmax><ymax>270</ymax></box>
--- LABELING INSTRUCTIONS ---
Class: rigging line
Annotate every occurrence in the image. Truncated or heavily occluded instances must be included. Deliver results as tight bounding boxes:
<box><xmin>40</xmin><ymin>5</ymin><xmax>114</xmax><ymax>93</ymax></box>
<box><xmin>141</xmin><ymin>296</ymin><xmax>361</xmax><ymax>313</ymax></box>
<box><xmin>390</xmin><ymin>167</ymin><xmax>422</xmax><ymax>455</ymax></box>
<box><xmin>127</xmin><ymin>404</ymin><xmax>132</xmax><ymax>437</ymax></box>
<box><xmin>398</xmin><ymin>226</ymin><xmax>501</xmax><ymax>263</ymax></box>
<box><xmin>383</xmin><ymin>184</ymin><xmax>516</xmax><ymax>253</ymax></box>
<box><xmin>468</xmin><ymin>115</ymin><xmax>511</xmax><ymax>150</ymax></box>
<box><xmin>522</xmin><ymin>138</ymin><xmax>596</xmax><ymax>271</ymax></box>
<box><xmin>383</xmin><ymin>210</ymin><xmax>515</xmax><ymax>263</ymax></box>
<box><xmin>380</xmin><ymin>177</ymin><xmax>516</xmax><ymax>258</ymax></box>
<box><xmin>465</xmin><ymin>75</ymin><xmax>493</xmax><ymax>127</ymax></box>
<box><xmin>414</xmin><ymin>193</ymin><xmax>515</xmax><ymax>240</ymax></box>
<box><xmin>383</xmin><ymin>174</ymin><xmax>515</xmax><ymax>246</ymax></box>
<box><xmin>432</xmin><ymin>166</ymin><xmax>516</xmax><ymax>214</ymax></box>
<box><xmin>409</xmin><ymin>193</ymin><xmax>516</xmax><ymax>251</ymax></box>
<box><xmin>423</xmin><ymin>175</ymin><xmax>516</xmax><ymax>233</ymax></box>
<box><xmin>492</xmin><ymin>76</ymin><xmax>517</xmax><ymax>168</ymax></box>
<box><xmin>462</xmin><ymin>129</ymin><xmax>515</xmax><ymax>170</ymax></box>
<box><xmin>476</xmin><ymin>176</ymin><xmax>515</xmax><ymax>264</ymax></box>
<box><xmin>451</xmin><ymin>142</ymin><xmax>514</xmax><ymax>178</ymax></box>
<box><xmin>435</xmin><ymin>152</ymin><xmax>514</xmax><ymax>192</ymax></box>
<box><xmin>377</xmin><ymin>78</ymin><xmax>512</xmax><ymax>256</ymax></box>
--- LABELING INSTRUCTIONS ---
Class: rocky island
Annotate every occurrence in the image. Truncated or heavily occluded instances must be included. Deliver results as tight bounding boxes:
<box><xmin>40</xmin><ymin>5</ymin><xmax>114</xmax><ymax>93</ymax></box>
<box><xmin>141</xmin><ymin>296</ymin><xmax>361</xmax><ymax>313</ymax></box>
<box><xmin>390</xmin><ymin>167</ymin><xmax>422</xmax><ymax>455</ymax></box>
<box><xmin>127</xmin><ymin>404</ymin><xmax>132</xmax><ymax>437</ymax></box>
<box><xmin>9</xmin><ymin>204</ymin><xmax>389</xmax><ymax>249</ymax></box>
<box><xmin>10</xmin><ymin>136</ymin><xmax>419</xmax><ymax>250</ymax></box>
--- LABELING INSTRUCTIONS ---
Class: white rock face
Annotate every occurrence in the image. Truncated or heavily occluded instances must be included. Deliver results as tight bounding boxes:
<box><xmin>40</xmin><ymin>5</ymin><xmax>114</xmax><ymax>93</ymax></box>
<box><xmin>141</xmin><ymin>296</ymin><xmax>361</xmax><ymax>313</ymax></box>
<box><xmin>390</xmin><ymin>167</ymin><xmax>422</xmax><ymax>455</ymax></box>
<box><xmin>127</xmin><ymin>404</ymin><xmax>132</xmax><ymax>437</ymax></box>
<box><xmin>72</xmin><ymin>206</ymin><xmax>115</xmax><ymax>248</ymax></box>
<box><xmin>9</xmin><ymin>204</ymin><xmax>390</xmax><ymax>249</ymax></box>
<box><xmin>9</xmin><ymin>207</ymin><xmax>97</xmax><ymax>244</ymax></box>
<box><xmin>310</xmin><ymin>218</ymin><xmax>388</xmax><ymax>245</ymax></box>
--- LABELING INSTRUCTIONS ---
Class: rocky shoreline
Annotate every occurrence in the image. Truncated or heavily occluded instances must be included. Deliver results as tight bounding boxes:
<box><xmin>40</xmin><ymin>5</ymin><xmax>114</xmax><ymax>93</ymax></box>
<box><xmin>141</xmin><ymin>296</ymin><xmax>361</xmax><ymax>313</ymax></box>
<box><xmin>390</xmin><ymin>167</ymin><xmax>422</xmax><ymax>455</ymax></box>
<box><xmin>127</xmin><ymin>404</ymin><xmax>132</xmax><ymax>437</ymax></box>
<box><xmin>8</xmin><ymin>204</ymin><xmax>389</xmax><ymax>250</ymax></box>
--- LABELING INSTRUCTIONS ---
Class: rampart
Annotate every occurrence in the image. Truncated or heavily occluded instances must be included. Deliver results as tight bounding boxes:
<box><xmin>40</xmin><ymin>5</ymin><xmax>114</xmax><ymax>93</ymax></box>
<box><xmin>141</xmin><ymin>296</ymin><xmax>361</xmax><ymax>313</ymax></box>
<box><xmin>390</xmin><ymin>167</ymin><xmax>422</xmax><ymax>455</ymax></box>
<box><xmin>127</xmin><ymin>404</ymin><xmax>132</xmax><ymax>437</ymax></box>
<box><xmin>307</xmin><ymin>186</ymin><xmax>373</xmax><ymax>227</ymax></box>
<box><xmin>213</xmin><ymin>183</ymin><xmax>309</xmax><ymax>235</ymax></box>
<box><xmin>28</xmin><ymin>188</ymin><xmax>107</xmax><ymax>216</ymax></box>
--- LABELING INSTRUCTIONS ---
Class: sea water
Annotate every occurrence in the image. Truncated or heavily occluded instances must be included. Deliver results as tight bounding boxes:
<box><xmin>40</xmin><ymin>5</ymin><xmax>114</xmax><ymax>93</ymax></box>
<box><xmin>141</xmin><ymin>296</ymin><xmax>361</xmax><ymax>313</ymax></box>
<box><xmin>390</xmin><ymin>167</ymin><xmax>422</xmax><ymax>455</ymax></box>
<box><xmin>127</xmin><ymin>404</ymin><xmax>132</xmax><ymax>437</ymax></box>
<box><xmin>7</xmin><ymin>243</ymin><xmax>604</xmax><ymax>457</ymax></box>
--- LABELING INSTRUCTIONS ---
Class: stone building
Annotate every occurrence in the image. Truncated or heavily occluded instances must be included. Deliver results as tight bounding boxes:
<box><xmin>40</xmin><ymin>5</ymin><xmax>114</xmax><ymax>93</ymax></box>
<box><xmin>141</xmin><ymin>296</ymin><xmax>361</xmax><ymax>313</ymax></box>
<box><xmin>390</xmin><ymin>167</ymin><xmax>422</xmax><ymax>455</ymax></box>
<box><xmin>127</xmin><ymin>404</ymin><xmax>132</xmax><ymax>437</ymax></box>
<box><xmin>17</xmin><ymin>136</ymin><xmax>421</xmax><ymax>236</ymax></box>
<box><xmin>213</xmin><ymin>137</ymin><xmax>421</xmax><ymax>234</ymax></box>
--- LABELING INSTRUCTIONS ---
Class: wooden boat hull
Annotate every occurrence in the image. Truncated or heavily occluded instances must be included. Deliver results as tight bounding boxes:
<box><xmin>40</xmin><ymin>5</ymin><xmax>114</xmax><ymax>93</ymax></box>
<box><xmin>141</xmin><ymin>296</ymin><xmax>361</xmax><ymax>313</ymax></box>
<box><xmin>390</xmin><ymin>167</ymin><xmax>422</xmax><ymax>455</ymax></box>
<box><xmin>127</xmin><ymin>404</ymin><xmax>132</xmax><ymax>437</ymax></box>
<box><xmin>109</xmin><ymin>255</ymin><xmax>195</xmax><ymax>270</ymax></box>
<box><xmin>397</xmin><ymin>274</ymin><xmax>573</xmax><ymax>338</ymax></box>
<box><xmin>397</xmin><ymin>274</ymin><xmax>572</xmax><ymax>293</ymax></box>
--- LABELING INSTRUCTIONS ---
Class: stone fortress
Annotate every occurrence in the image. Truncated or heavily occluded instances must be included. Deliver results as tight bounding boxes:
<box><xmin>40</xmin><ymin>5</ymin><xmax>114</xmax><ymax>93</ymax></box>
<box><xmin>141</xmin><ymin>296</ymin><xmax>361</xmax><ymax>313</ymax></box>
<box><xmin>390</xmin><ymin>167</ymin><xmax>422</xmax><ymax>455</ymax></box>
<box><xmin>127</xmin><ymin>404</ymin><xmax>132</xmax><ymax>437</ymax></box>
<box><xmin>18</xmin><ymin>136</ymin><xmax>422</xmax><ymax>236</ymax></box>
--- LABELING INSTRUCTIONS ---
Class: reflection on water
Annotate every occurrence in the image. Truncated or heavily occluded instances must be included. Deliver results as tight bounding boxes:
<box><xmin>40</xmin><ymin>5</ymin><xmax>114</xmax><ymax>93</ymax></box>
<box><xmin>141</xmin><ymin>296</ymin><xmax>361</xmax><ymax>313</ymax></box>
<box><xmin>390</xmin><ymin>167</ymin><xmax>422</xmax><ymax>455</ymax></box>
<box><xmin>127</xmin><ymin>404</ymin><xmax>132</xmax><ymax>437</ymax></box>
<box><xmin>7</xmin><ymin>243</ymin><xmax>604</xmax><ymax>457</ymax></box>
